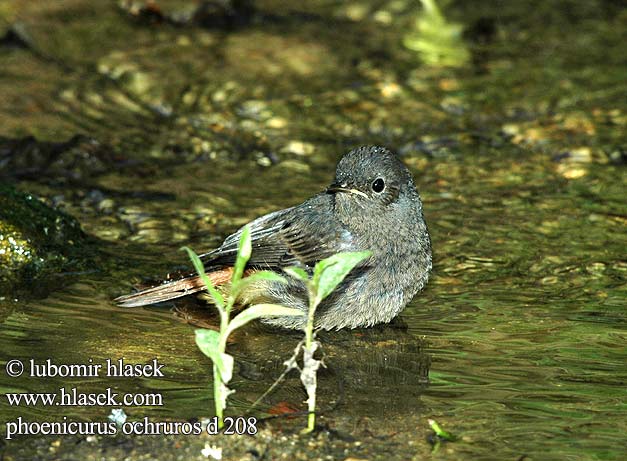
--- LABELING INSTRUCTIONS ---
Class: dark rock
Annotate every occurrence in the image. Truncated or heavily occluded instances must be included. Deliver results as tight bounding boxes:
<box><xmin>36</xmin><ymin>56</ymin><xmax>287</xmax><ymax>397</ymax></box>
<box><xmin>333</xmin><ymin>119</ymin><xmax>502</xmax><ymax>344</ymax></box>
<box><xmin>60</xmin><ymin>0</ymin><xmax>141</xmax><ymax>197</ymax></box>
<box><xmin>0</xmin><ymin>134</ymin><xmax>116</xmax><ymax>182</ymax></box>
<box><xmin>0</xmin><ymin>23</ymin><xmax>32</xmax><ymax>49</ymax></box>
<box><xmin>0</xmin><ymin>184</ymin><xmax>93</xmax><ymax>296</ymax></box>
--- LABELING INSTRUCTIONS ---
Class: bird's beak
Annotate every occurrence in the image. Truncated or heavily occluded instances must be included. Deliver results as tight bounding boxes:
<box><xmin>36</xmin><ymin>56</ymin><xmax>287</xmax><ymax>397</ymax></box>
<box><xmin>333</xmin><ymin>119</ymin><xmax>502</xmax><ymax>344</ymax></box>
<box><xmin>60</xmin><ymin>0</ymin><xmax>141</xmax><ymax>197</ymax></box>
<box><xmin>326</xmin><ymin>183</ymin><xmax>368</xmax><ymax>198</ymax></box>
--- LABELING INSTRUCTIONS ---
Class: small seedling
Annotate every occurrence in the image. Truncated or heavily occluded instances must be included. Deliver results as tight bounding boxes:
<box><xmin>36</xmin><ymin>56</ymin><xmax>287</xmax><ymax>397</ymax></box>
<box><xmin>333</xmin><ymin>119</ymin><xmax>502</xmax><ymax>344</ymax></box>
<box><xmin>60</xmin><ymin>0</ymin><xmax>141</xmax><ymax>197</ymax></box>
<box><xmin>428</xmin><ymin>418</ymin><xmax>457</xmax><ymax>453</ymax></box>
<box><xmin>184</xmin><ymin>226</ymin><xmax>302</xmax><ymax>429</ymax></box>
<box><xmin>284</xmin><ymin>250</ymin><xmax>371</xmax><ymax>432</ymax></box>
<box><xmin>403</xmin><ymin>0</ymin><xmax>469</xmax><ymax>67</ymax></box>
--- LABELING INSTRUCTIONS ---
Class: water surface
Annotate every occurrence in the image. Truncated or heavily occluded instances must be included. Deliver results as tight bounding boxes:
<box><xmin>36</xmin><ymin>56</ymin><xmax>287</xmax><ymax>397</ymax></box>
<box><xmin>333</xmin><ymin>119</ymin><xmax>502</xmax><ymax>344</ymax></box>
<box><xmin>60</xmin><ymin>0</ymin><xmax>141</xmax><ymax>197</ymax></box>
<box><xmin>1</xmin><ymin>1</ymin><xmax>626</xmax><ymax>459</ymax></box>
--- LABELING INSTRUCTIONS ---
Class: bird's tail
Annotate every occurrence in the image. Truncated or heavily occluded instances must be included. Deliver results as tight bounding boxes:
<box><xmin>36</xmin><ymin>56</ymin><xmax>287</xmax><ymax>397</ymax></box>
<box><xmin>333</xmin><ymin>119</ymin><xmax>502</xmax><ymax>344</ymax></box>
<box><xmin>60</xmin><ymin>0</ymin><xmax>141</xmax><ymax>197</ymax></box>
<box><xmin>114</xmin><ymin>268</ymin><xmax>234</xmax><ymax>308</ymax></box>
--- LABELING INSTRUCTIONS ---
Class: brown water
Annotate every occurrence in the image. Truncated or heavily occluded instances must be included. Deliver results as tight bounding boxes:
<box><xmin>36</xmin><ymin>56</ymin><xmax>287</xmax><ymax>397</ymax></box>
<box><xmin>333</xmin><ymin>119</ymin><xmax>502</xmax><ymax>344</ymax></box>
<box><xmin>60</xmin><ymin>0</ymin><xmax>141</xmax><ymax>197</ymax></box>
<box><xmin>1</xmin><ymin>1</ymin><xmax>626</xmax><ymax>459</ymax></box>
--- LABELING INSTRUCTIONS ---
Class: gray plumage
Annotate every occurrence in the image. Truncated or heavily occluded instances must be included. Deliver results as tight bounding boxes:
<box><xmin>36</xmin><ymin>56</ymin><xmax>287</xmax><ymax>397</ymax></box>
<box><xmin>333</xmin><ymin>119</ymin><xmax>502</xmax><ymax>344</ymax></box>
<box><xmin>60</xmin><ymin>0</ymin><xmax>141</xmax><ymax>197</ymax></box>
<box><xmin>115</xmin><ymin>146</ymin><xmax>432</xmax><ymax>330</ymax></box>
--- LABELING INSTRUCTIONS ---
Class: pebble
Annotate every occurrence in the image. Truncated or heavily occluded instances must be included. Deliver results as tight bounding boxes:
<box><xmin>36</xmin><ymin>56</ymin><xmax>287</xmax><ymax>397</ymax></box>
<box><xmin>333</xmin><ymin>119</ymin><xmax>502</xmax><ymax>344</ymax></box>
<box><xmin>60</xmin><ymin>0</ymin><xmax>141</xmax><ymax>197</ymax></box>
<box><xmin>278</xmin><ymin>160</ymin><xmax>311</xmax><ymax>173</ymax></box>
<box><xmin>282</xmin><ymin>141</ymin><xmax>315</xmax><ymax>156</ymax></box>
<box><xmin>266</xmin><ymin>117</ymin><xmax>288</xmax><ymax>129</ymax></box>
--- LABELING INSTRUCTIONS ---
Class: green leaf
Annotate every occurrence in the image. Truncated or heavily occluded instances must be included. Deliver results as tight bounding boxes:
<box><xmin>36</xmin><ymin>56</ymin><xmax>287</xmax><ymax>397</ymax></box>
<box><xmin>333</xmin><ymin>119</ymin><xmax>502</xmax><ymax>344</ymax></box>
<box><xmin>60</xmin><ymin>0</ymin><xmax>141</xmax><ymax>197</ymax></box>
<box><xmin>231</xmin><ymin>270</ymin><xmax>287</xmax><ymax>299</ymax></box>
<box><xmin>233</xmin><ymin>225</ymin><xmax>252</xmax><ymax>284</ymax></box>
<box><xmin>182</xmin><ymin>246</ymin><xmax>225</xmax><ymax>308</ymax></box>
<box><xmin>428</xmin><ymin>419</ymin><xmax>457</xmax><ymax>441</ymax></box>
<box><xmin>313</xmin><ymin>251</ymin><xmax>371</xmax><ymax>304</ymax></box>
<box><xmin>283</xmin><ymin>266</ymin><xmax>309</xmax><ymax>282</ymax></box>
<box><xmin>225</xmin><ymin>304</ymin><xmax>303</xmax><ymax>337</ymax></box>
<box><xmin>195</xmin><ymin>329</ymin><xmax>233</xmax><ymax>381</ymax></box>
<box><xmin>402</xmin><ymin>0</ymin><xmax>469</xmax><ymax>67</ymax></box>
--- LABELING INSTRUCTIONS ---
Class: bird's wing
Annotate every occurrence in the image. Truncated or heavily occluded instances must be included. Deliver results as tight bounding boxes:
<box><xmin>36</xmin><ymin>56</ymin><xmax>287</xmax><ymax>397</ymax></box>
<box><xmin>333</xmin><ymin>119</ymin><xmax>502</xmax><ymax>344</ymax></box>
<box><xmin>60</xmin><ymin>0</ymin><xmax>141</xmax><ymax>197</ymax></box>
<box><xmin>201</xmin><ymin>194</ymin><xmax>356</xmax><ymax>271</ymax></box>
<box><xmin>115</xmin><ymin>195</ymin><xmax>356</xmax><ymax>308</ymax></box>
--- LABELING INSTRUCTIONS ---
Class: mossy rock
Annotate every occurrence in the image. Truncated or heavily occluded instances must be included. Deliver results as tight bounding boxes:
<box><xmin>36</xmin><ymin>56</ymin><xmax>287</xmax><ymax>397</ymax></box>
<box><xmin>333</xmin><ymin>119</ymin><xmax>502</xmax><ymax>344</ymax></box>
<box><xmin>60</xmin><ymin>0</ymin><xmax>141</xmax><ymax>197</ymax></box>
<box><xmin>0</xmin><ymin>184</ymin><xmax>92</xmax><ymax>296</ymax></box>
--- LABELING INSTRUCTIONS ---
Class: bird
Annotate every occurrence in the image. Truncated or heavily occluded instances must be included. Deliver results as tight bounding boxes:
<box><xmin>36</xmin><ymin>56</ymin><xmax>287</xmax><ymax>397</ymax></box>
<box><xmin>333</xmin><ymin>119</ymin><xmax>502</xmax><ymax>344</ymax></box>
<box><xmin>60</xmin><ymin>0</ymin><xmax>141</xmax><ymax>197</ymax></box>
<box><xmin>115</xmin><ymin>145</ymin><xmax>432</xmax><ymax>330</ymax></box>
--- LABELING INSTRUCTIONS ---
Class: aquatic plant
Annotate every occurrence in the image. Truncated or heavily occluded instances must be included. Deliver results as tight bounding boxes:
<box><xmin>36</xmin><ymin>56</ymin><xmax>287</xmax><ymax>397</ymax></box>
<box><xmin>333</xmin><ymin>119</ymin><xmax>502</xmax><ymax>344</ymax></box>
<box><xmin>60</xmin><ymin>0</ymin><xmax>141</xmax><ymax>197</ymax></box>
<box><xmin>403</xmin><ymin>0</ymin><xmax>469</xmax><ymax>67</ymax></box>
<box><xmin>184</xmin><ymin>226</ymin><xmax>301</xmax><ymax>429</ymax></box>
<box><xmin>187</xmin><ymin>224</ymin><xmax>369</xmax><ymax>432</ymax></box>
<box><xmin>284</xmin><ymin>251</ymin><xmax>371</xmax><ymax>432</ymax></box>
<box><xmin>428</xmin><ymin>418</ymin><xmax>457</xmax><ymax>453</ymax></box>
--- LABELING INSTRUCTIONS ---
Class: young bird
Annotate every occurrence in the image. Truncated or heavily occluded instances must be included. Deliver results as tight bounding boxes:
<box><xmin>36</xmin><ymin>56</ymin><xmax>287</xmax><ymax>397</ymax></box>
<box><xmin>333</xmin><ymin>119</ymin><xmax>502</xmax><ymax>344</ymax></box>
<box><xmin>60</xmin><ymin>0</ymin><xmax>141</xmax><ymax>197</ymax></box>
<box><xmin>115</xmin><ymin>146</ymin><xmax>432</xmax><ymax>330</ymax></box>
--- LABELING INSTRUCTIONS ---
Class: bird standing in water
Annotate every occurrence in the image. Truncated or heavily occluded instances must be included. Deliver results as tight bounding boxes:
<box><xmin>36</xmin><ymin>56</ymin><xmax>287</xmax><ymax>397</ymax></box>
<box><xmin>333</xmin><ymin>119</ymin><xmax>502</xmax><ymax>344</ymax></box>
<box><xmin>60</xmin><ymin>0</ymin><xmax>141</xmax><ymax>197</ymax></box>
<box><xmin>115</xmin><ymin>146</ymin><xmax>432</xmax><ymax>330</ymax></box>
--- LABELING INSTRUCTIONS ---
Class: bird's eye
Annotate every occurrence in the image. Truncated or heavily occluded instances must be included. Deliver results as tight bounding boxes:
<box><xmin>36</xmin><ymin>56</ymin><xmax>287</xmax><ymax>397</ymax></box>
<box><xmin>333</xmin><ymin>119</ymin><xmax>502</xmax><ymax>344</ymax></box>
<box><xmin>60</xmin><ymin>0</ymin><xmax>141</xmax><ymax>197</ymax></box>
<box><xmin>372</xmin><ymin>178</ymin><xmax>385</xmax><ymax>193</ymax></box>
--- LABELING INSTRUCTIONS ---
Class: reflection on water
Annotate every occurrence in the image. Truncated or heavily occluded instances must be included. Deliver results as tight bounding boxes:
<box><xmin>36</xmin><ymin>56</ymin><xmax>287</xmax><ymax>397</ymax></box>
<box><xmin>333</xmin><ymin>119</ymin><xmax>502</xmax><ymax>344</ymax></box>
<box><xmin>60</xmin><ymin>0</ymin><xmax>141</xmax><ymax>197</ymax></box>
<box><xmin>2</xmin><ymin>152</ymin><xmax>625</xmax><ymax>460</ymax></box>
<box><xmin>1</xmin><ymin>1</ymin><xmax>626</xmax><ymax>459</ymax></box>
<box><xmin>402</xmin><ymin>158</ymin><xmax>626</xmax><ymax>459</ymax></box>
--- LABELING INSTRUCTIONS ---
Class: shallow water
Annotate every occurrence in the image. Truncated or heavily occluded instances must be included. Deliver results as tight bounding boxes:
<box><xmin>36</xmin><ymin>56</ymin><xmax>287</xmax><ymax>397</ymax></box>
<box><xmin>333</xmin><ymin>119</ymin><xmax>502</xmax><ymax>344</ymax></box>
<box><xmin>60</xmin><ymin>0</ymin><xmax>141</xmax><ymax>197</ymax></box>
<box><xmin>1</xmin><ymin>1</ymin><xmax>626</xmax><ymax>460</ymax></box>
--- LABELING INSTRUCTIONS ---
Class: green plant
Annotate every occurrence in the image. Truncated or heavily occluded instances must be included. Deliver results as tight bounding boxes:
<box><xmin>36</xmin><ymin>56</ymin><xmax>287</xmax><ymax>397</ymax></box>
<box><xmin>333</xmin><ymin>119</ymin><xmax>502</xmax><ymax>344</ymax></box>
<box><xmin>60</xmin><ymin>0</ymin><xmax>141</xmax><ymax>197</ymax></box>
<box><xmin>428</xmin><ymin>418</ymin><xmax>457</xmax><ymax>453</ymax></box>
<box><xmin>284</xmin><ymin>251</ymin><xmax>371</xmax><ymax>432</ymax></box>
<box><xmin>403</xmin><ymin>0</ymin><xmax>469</xmax><ymax>67</ymax></box>
<box><xmin>184</xmin><ymin>226</ymin><xmax>301</xmax><ymax>429</ymax></box>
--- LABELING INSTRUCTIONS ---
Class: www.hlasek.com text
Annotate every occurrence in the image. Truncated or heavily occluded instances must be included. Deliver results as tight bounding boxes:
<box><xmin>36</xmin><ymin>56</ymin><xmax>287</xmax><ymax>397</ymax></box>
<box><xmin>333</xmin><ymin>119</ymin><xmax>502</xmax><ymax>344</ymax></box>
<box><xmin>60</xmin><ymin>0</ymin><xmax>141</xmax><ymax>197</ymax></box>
<box><xmin>5</xmin><ymin>387</ymin><xmax>163</xmax><ymax>407</ymax></box>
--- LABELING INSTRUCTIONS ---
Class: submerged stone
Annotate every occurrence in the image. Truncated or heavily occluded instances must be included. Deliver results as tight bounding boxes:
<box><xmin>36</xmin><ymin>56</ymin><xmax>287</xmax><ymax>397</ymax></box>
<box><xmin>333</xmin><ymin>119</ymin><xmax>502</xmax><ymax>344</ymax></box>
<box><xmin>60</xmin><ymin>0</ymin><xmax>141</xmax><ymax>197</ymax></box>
<box><xmin>0</xmin><ymin>184</ymin><xmax>92</xmax><ymax>296</ymax></box>
<box><xmin>0</xmin><ymin>135</ymin><xmax>115</xmax><ymax>182</ymax></box>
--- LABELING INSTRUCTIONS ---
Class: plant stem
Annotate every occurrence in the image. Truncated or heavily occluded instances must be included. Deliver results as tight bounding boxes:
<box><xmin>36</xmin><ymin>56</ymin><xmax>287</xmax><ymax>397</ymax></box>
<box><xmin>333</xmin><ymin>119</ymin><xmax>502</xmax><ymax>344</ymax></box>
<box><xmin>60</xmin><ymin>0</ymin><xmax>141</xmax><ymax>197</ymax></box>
<box><xmin>304</xmin><ymin>290</ymin><xmax>317</xmax><ymax>432</ymax></box>
<box><xmin>306</xmin><ymin>355</ymin><xmax>316</xmax><ymax>432</ymax></box>
<box><xmin>215</xmin><ymin>305</ymin><xmax>230</xmax><ymax>430</ymax></box>
<box><xmin>213</xmin><ymin>363</ymin><xmax>223</xmax><ymax>429</ymax></box>
<box><xmin>305</xmin><ymin>297</ymin><xmax>315</xmax><ymax>349</ymax></box>
<box><xmin>307</xmin><ymin>406</ymin><xmax>316</xmax><ymax>432</ymax></box>
<box><xmin>420</xmin><ymin>0</ymin><xmax>439</xmax><ymax>16</ymax></box>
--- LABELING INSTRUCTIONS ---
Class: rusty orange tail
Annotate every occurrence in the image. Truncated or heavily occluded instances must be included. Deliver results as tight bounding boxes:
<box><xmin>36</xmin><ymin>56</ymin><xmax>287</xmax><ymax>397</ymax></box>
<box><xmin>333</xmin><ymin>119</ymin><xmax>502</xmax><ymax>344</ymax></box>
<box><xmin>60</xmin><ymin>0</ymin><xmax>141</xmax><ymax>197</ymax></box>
<box><xmin>114</xmin><ymin>268</ymin><xmax>234</xmax><ymax>307</ymax></box>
